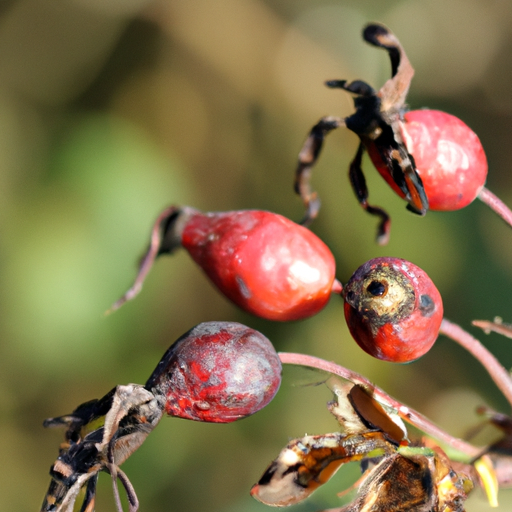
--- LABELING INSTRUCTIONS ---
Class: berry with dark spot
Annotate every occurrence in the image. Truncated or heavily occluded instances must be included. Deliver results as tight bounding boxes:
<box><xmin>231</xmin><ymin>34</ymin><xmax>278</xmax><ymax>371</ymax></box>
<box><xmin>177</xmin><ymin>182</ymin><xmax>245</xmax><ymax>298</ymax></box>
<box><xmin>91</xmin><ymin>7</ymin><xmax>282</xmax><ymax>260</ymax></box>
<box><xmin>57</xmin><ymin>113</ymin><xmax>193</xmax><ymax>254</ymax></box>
<box><xmin>343</xmin><ymin>257</ymin><xmax>443</xmax><ymax>363</ymax></box>
<box><xmin>145</xmin><ymin>321</ymin><xmax>282</xmax><ymax>422</ymax></box>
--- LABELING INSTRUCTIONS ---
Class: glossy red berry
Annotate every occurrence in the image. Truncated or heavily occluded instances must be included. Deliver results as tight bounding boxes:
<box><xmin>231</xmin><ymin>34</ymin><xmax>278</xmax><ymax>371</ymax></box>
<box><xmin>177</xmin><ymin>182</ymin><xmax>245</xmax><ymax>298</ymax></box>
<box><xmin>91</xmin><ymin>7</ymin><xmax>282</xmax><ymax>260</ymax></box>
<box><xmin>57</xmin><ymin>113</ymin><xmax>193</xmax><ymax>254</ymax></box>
<box><xmin>343</xmin><ymin>257</ymin><xmax>443</xmax><ymax>363</ymax></box>
<box><xmin>399</xmin><ymin>110</ymin><xmax>488</xmax><ymax>210</ymax></box>
<box><xmin>181</xmin><ymin>209</ymin><xmax>338</xmax><ymax>321</ymax></box>
<box><xmin>366</xmin><ymin>110</ymin><xmax>488</xmax><ymax>212</ymax></box>
<box><xmin>145</xmin><ymin>321</ymin><xmax>282</xmax><ymax>422</ymax></box>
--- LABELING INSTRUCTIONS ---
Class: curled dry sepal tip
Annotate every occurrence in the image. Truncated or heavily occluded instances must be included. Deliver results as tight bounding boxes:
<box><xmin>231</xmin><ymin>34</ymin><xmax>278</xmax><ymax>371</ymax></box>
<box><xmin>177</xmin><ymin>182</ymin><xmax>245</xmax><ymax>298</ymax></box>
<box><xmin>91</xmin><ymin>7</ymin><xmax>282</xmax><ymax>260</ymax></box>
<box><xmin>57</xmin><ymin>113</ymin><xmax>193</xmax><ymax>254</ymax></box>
<box><xmin>40</xmin><ymin>321</ymin><xmax>282</xmax><ymax>512</ymax></box>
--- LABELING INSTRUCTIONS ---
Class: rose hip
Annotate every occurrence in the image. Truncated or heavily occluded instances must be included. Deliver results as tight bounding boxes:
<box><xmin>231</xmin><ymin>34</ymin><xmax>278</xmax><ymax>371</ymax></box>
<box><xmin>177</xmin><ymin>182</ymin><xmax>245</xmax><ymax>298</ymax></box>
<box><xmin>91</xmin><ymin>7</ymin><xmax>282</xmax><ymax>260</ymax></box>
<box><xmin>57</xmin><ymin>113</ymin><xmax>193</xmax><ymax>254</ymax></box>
<box><xmin>399</xmin><ymin>110</ymin><xmax>487</xmax><ymax>210</ymax></box>
<box><xmin>145</xmin><ymin>321</ymin><xmax>282</xmax><ymax>422</ymax></box>
<box><xmin>182</xmin><ymin>209</ymin><xmax>338</xmax><ymax>321</ymax></box>
<box><xmin>366</xmin><ymin>110</ymin><xmax>488</xmax><ymax>212</ymax></box>
<box><xmin>294</xmin><ymin>23</ymin><xmax>512</xmax><ymax>242</ymax></box>
<box><xmin>110</xmin><ymin>206</ymin><xmax>341</xmax><ymax>321</ymax></box>
<box><xmin>343</xmin><ymin>257</ymin><xmax>443</xmax><ymax>363</ymax></box>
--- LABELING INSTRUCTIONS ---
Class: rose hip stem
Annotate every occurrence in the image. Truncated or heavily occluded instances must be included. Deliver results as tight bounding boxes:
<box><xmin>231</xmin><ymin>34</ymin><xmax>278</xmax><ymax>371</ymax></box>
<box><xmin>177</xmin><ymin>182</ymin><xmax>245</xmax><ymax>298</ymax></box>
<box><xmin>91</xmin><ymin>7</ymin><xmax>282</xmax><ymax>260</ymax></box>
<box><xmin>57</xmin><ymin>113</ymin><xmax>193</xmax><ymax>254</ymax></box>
<box><xmin>278</xmin><ymin>351</ymin><xmax>480</xmax><ymax>458</ymax></box>
<box><xmin>473</xmin><ymin>318</ymin><xmax>512</xmax><ymax>339</ymax></box>
<box><xmin>440</xmin><ymin>318</ymin><xmax>512</xmax><ymax>409</ymax></box>
<box><xmin>478</xmin><ymin>187</ymin><xmax>512</xmax><ymax>230</ymax></box>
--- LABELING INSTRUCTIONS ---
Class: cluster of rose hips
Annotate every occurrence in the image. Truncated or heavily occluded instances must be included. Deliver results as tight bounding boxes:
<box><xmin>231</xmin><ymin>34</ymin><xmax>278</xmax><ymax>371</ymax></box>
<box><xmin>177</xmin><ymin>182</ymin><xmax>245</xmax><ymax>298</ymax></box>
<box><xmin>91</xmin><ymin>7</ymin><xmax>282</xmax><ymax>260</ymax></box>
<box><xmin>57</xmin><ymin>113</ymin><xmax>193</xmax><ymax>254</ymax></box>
<box><xmin>110</xmin><ymin>22</ymin><xmax>511</xmax><ymax>364</ymax></box>
<box><xmin>42</xmin><ymin>22</ymin><xmax>512</xmax><ymax>512</ymax></box>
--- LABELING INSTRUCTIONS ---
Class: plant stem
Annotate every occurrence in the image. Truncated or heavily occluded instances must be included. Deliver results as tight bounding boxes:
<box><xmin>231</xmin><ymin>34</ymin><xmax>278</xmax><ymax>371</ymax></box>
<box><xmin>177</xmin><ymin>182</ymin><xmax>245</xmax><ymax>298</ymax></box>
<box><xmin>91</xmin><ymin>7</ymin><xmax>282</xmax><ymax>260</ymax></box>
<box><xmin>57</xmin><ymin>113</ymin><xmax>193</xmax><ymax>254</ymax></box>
<box><xmin>478</xmin><ymin>186</ymin><xmax>512</xmax><ymax>228</ymax></box>
<box><xmin>473</xmin><ymin>318</ymin><xmax>512</xmax><ymax>339</ymax></box>
<box><xmin>440</xmin><ymin>318</ymin><xmax>512</xmax><ymax>410</ymax></box>
<box><xmin>278</xmin><ymin>351</ymin><xmax>481</xmax><ymax>457</ymax></box>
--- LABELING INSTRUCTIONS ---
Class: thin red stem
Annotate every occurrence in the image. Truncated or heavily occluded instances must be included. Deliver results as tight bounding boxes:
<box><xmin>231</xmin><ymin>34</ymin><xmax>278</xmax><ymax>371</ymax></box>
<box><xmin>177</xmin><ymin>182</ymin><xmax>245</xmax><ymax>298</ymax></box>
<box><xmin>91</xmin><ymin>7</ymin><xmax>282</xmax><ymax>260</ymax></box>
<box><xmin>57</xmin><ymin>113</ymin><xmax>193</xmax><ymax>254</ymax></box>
<box><xmin>473</xmin><ymin>318</ymin><xmax>512</xmax><ymax>340</ymax></box>
<box><xmin>440</xmin><ymin>318</ymin><xmax>512</xmax><ymax>410</ymax></box>
<box><xmin>478</xmin><ymin>186</ymin><xmax>512</xmax><ymax>228</ymax></box>
<box><xmin>278</xmin><ymin>352</ymin><xmax>481</xmax><ymax>457</ymax></box>
<box><xmin>331</xmin><ymin>279</ymin><xmax>343</xmax><ymax>294</ymax></box>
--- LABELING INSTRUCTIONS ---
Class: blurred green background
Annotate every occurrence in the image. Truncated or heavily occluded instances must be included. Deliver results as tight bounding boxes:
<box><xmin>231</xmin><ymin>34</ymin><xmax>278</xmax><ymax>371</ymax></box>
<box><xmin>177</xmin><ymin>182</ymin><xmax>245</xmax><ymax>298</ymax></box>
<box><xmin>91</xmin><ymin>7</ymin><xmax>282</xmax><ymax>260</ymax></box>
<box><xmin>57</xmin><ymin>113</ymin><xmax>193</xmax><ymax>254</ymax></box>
<box><xmin>2</xmin><ymin>0</ymin><xmax>512</xmax><ymax>510</ymax></box>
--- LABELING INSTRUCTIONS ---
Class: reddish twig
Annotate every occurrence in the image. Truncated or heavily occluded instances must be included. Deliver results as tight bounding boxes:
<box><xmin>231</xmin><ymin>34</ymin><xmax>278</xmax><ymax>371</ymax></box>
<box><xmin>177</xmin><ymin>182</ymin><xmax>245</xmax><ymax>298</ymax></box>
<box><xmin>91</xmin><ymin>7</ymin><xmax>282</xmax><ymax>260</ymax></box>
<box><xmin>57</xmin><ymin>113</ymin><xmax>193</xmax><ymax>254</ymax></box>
<box><xmin>440</xmin><ymin>318</ymin><xmax>512</xmax><ymax>410</ymax></box>
<box><xmin>473</xmin><ymin>317</ymin><xmax>512</xmax><ymax>340</ymax></box>
<box><xmin>478</xmin><ymin>187</ymin><xmax>512</xmax><ymax>229</ymax></box>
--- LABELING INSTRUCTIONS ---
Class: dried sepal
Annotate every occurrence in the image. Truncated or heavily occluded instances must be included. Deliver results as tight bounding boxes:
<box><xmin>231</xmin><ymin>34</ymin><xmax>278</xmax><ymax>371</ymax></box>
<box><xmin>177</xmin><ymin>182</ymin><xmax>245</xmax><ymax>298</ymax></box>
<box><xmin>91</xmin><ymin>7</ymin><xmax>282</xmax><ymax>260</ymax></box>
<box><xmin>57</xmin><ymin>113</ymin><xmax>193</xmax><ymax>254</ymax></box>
<box><xmin>294</xmin><ymin>23</ymin><xmax>427</xmax><ymax>242</ymax></box>
<box><xmin>251</xmin><ymin>381</ymin><xmax>473</xmax><ymax>511</ymax></box>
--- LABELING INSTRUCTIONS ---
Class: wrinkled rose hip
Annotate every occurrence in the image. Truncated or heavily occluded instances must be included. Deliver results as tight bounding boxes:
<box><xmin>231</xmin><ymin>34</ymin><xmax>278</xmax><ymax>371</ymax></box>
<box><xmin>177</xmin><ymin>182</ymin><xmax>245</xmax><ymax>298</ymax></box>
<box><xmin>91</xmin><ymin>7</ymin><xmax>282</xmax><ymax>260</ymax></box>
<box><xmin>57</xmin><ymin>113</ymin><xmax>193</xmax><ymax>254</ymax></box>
<box><xmin>145</xmin><ymin>321</ymin><xmax>282</xmax><ymax>422</ymax></box>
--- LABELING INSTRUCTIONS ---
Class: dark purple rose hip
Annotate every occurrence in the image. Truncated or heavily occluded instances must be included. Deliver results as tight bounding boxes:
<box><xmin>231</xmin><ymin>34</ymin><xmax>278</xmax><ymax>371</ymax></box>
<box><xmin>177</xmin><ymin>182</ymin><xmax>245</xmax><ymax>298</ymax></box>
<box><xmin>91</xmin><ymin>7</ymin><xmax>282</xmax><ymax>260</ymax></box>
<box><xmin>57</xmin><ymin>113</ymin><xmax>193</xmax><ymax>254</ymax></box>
<box><xmin>145</xmin><ymin>321</ymin><xmax>282</xmax><ymax>422</ymax></box>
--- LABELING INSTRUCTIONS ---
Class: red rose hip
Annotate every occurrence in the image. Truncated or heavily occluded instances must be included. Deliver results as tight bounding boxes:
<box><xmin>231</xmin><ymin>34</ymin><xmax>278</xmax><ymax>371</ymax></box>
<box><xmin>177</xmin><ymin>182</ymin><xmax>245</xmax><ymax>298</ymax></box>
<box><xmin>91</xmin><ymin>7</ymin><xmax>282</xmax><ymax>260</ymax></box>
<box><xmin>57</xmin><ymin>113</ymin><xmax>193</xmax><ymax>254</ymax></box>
<box><xmin>41</xmin><ymin>321</ymin><xmax>282</xmax><ymax>512</ymax></box>
<box><xmin>399</xmin><ymin>110</ymin><xmax>487</xmax><ymax>210</ymax></box>
<box><xmin>294</xmin><ymin>23</ymin><xmax>512</xmax><ymax>243</ymax></box>
<box><xmin>182</xmin><ymin>210</ymin><xmax>337</xmax><ymax>321</ymax></box>
<box><xmin>110</xmin><ymin>206</ymin><xmax>340</xmax><ymax>321</ymax></box>
<box><xmin>343</xmin><ymin>257</ymin><xmax>443</xmax><ymax>363</ymax></box>
<box><xmin>145</xmin><ymin>321</ymin><xmax>282</xmax><ymax>422</ymax></box>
